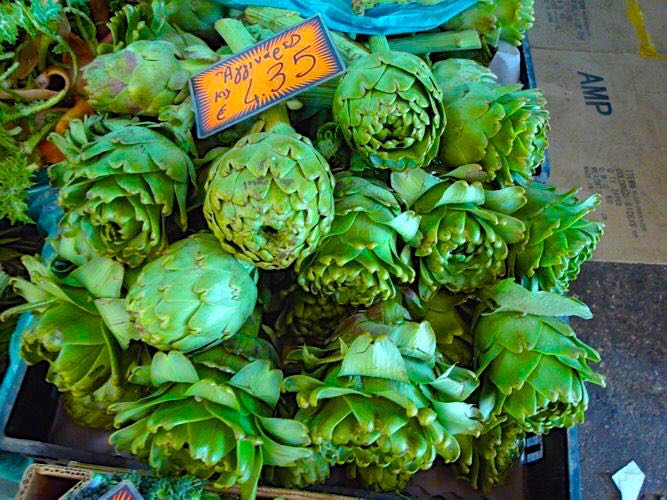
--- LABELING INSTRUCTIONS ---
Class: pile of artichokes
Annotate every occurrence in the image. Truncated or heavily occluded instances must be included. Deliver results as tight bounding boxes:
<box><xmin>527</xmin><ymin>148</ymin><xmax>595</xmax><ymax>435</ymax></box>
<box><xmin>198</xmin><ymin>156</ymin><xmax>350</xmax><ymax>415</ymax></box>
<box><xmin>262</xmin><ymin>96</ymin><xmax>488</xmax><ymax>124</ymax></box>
<box><xmin>0</xmin><ymin>1</ymin><xmax>606</xmax><ymax>498</ymax></box>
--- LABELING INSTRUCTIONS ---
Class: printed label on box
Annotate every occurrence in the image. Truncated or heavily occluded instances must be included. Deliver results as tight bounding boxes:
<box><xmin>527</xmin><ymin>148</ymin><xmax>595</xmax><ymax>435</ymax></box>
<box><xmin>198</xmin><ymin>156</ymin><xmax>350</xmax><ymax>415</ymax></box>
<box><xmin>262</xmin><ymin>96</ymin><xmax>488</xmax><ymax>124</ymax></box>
<box><xmin>190</xmin><ymin>16</ymin><xmax>345</xmax><ymax>138</ymax></box>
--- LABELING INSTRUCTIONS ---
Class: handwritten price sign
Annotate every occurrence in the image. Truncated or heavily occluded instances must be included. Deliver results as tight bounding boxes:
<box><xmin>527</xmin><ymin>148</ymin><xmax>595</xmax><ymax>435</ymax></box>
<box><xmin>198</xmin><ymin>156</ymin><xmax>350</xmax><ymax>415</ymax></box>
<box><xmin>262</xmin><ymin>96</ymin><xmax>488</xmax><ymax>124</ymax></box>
<box><xmin>190</xmin><ymin>16</ymin><xmax>345</xmax><ymax>138</ymax></box>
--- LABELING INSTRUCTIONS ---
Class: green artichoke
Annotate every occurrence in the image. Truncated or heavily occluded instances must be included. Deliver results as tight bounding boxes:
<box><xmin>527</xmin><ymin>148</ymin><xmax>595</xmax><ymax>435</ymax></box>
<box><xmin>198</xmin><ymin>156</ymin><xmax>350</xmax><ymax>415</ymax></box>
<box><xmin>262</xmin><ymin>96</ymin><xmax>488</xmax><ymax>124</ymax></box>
<box><xmin>62</xmin><ymin>341</ymin><xmax>149</xmax><ymax>430</ymax></box>
<box><xmin>84</xmin><ymin>40</ymin><xmax>214</xmax><ymax>117</ymax></box>
<box><xmin>402</xmin><ymin>287</ymin><xmax>473</xmax><ymax>367</ymax></box>
<box><xmin>333</xmin><ymin>37</ymin><xmax>445</xmax><ymax>170</ymax></box>
<box><xmin>284</xmin><ymin>301</ymin><xmax>482</xmax><ymax>491</ymax></box>
<box><xmin>475</xmin><ymin>280</ymin><xmax>605</xmax><ymax>433</ymax></box>
<box><xmin>98</xmin><ymin>0</ymin><xmax>211</xmax><ymax>54</ymax></box>
<box><xmin>203</xmin><ymin>107</ymin><xmax>335</xmax><ymax>271</ymax></box>
<box><xmin>391</xmin><ymin>167</ymin><xmax>526</xmax><ymax>297</ymax></box>
<box><xmin>124</xmin><ymin>233</ymin><xmax>258</xmax><ymax>352</ymax></box>
<box><xmin>511</xmin><ymin>182</ymin><xmax>604</xmax><ymax>293</ymax></box>
<box><xmin>432</xmin><ymin>59</ymin><xmax>549</xmax><ymax>186</ymax></box>
<box><xmin>165</xmin><ymin>0</ymin><xmax>227</xmax><ymax>42</ymax></box>
<box><xmin>297</xmin><ymin>174</ymin><xmax>419</xmax><ymax>306</ymax></box>
<box><xmin>49</xmin><ymin>116</ymin><xmax>194</xmax><ymax>268</ymax></box>
<box><xmin>110</xmin><ymin>349</ymin><xmax>311</xmax><ymax>499</ymax></box>
<box><xmin>314</xmin><ymin>122</ymin><xmax>351</xmax><ymax>172</ymax></box>
<box><xmin>275</xmin><ymin>286</ymin><xmax>350</xmax><ymax>347</ymax></box>
<box><xmin>264</xmin><ymin>452</ymin><xmax>331</xmax><ymax>489</ymax></box>
<box><xmin>444</xmin><ymin>0</ymin><xmax>536</xmax><ymax>47</ymax></box>
<box><xmin>0</xmin><ymin>255</ymin><xmax>141</xmax><ymax>402</ymax></box>
<box><xmin>456</xmin><ymin>418</ymin><xmax>525</xmax><ymax>494</ymax></box>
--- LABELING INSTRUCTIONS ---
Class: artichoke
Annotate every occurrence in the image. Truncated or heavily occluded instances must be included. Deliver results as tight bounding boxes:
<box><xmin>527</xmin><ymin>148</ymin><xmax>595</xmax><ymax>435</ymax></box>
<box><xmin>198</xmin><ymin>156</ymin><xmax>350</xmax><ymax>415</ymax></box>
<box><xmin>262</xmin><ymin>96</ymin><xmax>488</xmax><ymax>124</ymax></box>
<box><xmin>49</xmin><ymin>116</ymin><xmax>194</xmax><ymax>268</ymax></box>
<box><xmin>124</xmin><ymin>233</ymin><xmax>258</xmax><ymax>352</ymax></box>
<box><xmin>98</xmin><ymin>0</ymin><xmax>211</xmax><ymax>54</ymax></box>
<box><xmin>475</xmin><ymin>280</ymin><xmax>605</xmax><ymax>433</ymax></box>
<box><xmin>110</xmin><ymin>349</ymin><xmax>311</xmax><ymax>499</ymax></box>
<box><xmin>444</xmin><ymin>0</ymin><xmax>536</xmax><ymax>47</ymax></box>
<box><xmin>333</xmin><ymin>36</ymin><xmax>445</xmax><ymax>170</ymax></box>
<box><xmin>297</xmin><ymin>174</ymin><xmax>419</xmax><ymax>306</ymax></box>
<box><xmin>264</xmin><ymin>452</ymin><xmax>331</xmax><ymax>489</ymax></box>
<box><xmin>84</xmin><ymin>40</ymin><xmax>215</xmax><ymax>117</ymax></box>
<box><xmin>203</xmin><ymin>112</ymin><xmax>335</xmax><ymax>271</ymax></box>
<box><xmin>62</xmin><ymin>341</ymin><xmax>149</xmax><ymax>430</ymax></box>
<box><xmin>402</xmin><ymin>287</ymin><xmax>473</xmax><ymax>367</ymax></box>
<box><xmin>284</xmin><ymin>301</ymin><xmax>482</xmax><ymax>491</ymax></box>
<box><xmin>0</xmin><ymin>256</ymin><xmax>145</xmax><ymax>409</ymax></box>
<box><xmin>391</xmin><ymin>167</ymin><xmax>526</xmax><ymax>298</ymax></box>
<box><xmin>456</xmin><ymin>418</ymin><xmax>525</xmax><ymax>493</ymax></box>
<box><xmin>275</xmin><ymin>286</ymin><xmax>350</xmax><ymax>347</ymax></box>
<box><xmin>314</xmin><ymin>122</ymin><xmax>351</xmax><ymax>172</ymax></box>
<box><xmin>432</xmin><ymin>59</ymin><xmax>549</xmax><ymax>186</ymax></box>
<box><xmin>511</xmin><ymin>182</ymin><xmax>604</xmax><ymax>293</ymax></box>
<box><xmin>165</xmin><ymin>0</ymin><xmax>227</xmax><ymax>42</ymax></box>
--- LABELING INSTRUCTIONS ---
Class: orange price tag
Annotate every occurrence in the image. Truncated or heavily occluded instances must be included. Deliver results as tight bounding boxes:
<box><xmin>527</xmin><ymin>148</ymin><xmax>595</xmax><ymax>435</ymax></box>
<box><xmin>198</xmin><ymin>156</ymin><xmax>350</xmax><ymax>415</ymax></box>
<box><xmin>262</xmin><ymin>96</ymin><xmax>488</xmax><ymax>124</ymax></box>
<box><xmin>190</xmin><ymin>16</ymin><xmax>345</xmax><ymax>138</ymax></box>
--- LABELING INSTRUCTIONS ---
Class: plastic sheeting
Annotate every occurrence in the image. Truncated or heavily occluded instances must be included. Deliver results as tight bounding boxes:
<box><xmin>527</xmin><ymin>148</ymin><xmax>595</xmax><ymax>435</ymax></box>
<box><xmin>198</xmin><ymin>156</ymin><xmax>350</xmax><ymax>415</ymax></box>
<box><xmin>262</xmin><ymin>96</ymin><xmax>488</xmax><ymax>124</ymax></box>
<box><xmin>0</xmin><ymin>186</ymin><xmax>61</xmax><ymax>484</ymax></box>
<box><xmin>217</xmin><ymin>0</ymin><xmax>479</xmax><ymax>35</ymax></box>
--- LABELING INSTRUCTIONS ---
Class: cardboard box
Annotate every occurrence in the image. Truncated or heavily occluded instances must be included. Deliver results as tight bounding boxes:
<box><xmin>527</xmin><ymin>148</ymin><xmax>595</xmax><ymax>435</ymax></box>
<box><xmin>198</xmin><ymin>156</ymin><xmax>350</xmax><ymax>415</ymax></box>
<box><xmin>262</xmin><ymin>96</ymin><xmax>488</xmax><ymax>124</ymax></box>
<box><xmin>528</xmin><ymin>0</ymin><xmax>667</xmax><ymax>264</ymax></box>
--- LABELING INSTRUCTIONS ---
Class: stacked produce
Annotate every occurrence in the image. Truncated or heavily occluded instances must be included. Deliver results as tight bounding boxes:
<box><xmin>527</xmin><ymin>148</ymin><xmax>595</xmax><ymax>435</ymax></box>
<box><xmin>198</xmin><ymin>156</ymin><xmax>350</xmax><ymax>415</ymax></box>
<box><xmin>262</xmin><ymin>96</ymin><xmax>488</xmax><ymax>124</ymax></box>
<box><xmin>1</xmin><ymin>1</ymin><xmax>606</xmax><ymax>498</ymax></box>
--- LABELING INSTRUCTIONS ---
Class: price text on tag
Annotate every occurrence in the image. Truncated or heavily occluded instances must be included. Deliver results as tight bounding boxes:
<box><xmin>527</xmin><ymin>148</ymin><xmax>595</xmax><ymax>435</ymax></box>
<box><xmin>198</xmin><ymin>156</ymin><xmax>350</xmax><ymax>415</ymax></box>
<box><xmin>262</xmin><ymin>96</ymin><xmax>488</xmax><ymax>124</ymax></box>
<box><xmin>190</xmin><ymin>16</ymin><xmax>345</xmax><ymax>138</ymax></box>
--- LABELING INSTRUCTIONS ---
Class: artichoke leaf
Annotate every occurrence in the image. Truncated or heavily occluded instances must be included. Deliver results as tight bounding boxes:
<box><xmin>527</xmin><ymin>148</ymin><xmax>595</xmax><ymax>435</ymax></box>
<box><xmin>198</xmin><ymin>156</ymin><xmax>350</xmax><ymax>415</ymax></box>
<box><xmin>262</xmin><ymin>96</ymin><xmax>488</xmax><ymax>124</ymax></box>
<box><xmin>481</xmin><ymin>279</ymin><xmax>593</xmax><ymax>318</ymax></box>
<box><xmin>151</xmin><ymin>351</ymin><xmax>200</xmax><ymax>386</ymax></box>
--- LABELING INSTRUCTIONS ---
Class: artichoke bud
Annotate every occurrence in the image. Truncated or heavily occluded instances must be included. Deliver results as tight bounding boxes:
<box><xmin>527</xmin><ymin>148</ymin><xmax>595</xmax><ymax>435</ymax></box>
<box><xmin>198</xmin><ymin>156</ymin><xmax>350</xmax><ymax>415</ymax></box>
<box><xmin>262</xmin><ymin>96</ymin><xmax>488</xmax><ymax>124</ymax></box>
<box><xmin>125</xmin><ymin>233</ymin><xmax>258</xmax><ymax>352</ymax></box>
<box><xmin>297</xmin><ymin>174</ymin><xmax>418</xmax><ymax>306</ymax></box>
<box><xmin>3</xmin><ymin>256</ymin><xmax>150</xmax><ymax>417</ymax></box>
<box><xmin>444</xmin><ymin>0</ymin><xmax>535</xmax><ymax>47</ymax></box>
<box><xmin>49</xmin><ymin>116</ymin><xmax>194</xmax><ymax>268</ymax></box>
<box><xmin>203</xmin><ymin>107</ymin><xmax>336</xmax><ymax>271</ymax></box>
<box><xmin>333</xmin><ymin>46</ymin><xmax>446</xmax><ymax>171</ymax></box>
<box><xmin>475</xmin><ymin>280</ymin><xmax>605</xmax><ymax>434</ymax></box>
<box><xmin>110</xmin><ymin>345</ymin><xmax>310</xmax><ymax>492</ymax></box>
<box><xmin>275</xmin><ymin>286</ymin><xmax>351</xmax><ymax>347</ymax></box>
<box><xmin>284</xmin><ymin>302</ymin><xmax>482</xmax><ymax>492</ymax></box>
<box><xmin>393</xmin><ymin>168</ymin><xmax>526</xmax><ymax>296</ymax></box>
<box><xmin>456</xmin><ymin>419</ymin><xmax>525</xmax><ymax>494</ymax></box>
<box><xmin>84</xmin><ymin>40</ymin><xmax>214</xmax><ymax>116</ymax></box>
<box><xmin>432</xmin><ymin>58</ymin><xmax>549</xmax><ymax>186</ymax></box>
<box><xmin>98</xmin><ymin>1</ymin><xmax>211</xmax><ymax>54</ymax></box>
<box><xmin>510</xmin><ymin>182</ymin><xmax>604</xmax><ymax>293</ymax></box>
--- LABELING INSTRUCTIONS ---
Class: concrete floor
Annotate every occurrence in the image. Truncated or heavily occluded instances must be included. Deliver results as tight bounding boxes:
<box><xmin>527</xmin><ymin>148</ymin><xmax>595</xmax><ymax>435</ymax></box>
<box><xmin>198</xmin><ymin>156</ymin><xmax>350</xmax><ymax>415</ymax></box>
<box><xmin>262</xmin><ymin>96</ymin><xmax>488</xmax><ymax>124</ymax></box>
<box><xmin>569</xmin><ymin>262</ymin><xmax>666</xmax><ymax>500</ymax></box>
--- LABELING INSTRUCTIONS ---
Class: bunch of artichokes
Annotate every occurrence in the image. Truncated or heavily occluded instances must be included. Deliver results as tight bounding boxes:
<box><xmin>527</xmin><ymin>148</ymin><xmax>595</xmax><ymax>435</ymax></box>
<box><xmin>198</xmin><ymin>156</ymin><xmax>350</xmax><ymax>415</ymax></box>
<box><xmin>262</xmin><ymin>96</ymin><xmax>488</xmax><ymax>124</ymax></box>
<box><xmin>1</xmin><ymin>3</ymin><xmax>610</xmax><ymax>498</ymax></box>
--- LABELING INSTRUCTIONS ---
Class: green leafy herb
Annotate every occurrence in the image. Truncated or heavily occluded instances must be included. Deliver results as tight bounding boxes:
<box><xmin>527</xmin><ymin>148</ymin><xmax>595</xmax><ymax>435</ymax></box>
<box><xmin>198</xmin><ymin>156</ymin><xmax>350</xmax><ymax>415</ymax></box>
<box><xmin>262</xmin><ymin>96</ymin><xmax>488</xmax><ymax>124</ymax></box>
<box><xmin>0</xmin><ymin>0</ymin><xmax>62</xmax><ymax>46</ymax></box>
<box><xmin>0</xmin><ymin>148</ymin><xmax>34</xmax><ymax>224</ymax></box>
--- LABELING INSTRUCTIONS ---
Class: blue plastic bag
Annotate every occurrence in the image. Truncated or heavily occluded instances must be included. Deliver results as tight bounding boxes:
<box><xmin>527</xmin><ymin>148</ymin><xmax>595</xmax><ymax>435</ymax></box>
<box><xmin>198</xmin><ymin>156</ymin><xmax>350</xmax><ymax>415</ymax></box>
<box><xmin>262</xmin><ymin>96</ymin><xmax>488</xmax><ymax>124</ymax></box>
<box><xmin>218</xmin><ymin>0</ymin><xmax>479</xmax><ymax>35</ymax></box>
<box><xmin>0</xmin><ymin>186</ymin><xmax>61</xmax><ymax>485</ymax></box>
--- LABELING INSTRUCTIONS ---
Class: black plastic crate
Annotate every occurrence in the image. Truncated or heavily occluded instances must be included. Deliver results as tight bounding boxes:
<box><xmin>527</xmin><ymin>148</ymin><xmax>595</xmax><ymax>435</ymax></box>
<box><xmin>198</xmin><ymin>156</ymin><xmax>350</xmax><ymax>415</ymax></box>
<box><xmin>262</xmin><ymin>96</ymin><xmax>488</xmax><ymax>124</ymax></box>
<box><xmin>0</xmin><ymin>361</ymin><xmax>581</xmax><ymax>499</ymax></box>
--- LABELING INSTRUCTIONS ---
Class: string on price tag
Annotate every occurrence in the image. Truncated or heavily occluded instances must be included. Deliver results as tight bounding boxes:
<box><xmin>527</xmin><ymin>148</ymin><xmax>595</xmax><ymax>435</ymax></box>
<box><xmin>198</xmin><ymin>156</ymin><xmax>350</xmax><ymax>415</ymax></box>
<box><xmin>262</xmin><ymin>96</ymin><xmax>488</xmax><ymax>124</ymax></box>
<box><xmin>190</xmin><ymin>16</ymin><xmax>345</xmax><ymax>138</ymax></box>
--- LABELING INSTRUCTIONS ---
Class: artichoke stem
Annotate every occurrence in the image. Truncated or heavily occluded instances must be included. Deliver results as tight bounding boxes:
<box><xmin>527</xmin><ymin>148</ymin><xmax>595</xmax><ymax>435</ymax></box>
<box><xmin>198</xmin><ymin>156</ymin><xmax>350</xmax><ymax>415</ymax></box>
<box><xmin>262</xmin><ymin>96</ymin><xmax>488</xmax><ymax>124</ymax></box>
<box><xmin>214</xmin><ymin>18</ymin><xmax>256</xmax><ymax>53</ymax></box>
<box><xmin>262</xmin><ymin>103</ymin><xmax>291</xmax><ymax>131</ymax></box>
<box><xmin>297</xmin><ymin>80</ymin><xmax>338</xmax><ymax>109</ymax></box>
<box><xmin>368</xmin><ymin>35</ymin><xmax>390</xmax><ymax>53</ymax></box>
<box><xmin>243</xmin><ymin>6</ymin><xmax>369</xmax><ymax>63</ymax></box>
<box><xmin>388</xmin><ymin>30</ymin><xmax>482</xmax><ymax>55</ymax></box>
